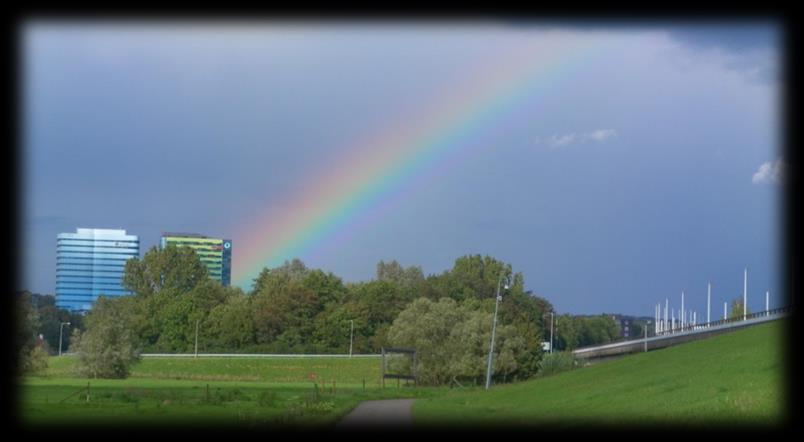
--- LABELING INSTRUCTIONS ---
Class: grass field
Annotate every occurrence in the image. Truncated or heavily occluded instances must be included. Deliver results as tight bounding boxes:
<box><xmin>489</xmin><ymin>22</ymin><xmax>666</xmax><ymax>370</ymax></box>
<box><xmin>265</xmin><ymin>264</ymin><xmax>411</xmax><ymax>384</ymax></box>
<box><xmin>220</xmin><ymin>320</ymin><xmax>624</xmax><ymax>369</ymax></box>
<box><xmin>45</xmin><ymin>355</ymin><xmax>383</xmax><ymax>385</ymax></box>
<box><xmin>412</xmin><ymin>320</ymin><xmax>787</xmax><ymax>427</ymax></box>
<box><xmin>20</xmin><ymin>356</ymin><xmax>436</xmax><ymax>428</ymax></box>
<box><xmin>19</xmin><ymin>320</ymin><xmax>786</xmax><ymax>428</ymax></box>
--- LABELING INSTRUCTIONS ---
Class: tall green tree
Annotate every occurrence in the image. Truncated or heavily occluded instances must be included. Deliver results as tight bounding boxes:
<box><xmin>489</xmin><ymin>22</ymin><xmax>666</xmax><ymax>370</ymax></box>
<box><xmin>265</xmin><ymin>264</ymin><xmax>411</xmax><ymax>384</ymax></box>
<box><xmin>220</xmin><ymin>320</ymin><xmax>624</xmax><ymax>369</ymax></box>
<box><xmin>203</xmin><ymin>293</ymin><xmax>255</xmax><ymax>352</ymax></box>
<box><xmin>376</xmin><ymin>260</ymin><xmax>425</xmax><ymax>293</ymax></box>
<box><xmin>250</xmin><ymin>258</ymin><xmax>309</xmax><ymax>296</ymax></box>
<box><xmin>448</xmin><ymin>254</ymin><xmax>513</xmax><ymax>301</ymax></box>
<box><xmin>123</xmin><ymin>244</ymin><xmax>209</xmax><ymax>297</ymax></box>
<box><xmin>252</xmin><ymin>279</ymin><xmax>320</xmax><ymax>347</ymax></box>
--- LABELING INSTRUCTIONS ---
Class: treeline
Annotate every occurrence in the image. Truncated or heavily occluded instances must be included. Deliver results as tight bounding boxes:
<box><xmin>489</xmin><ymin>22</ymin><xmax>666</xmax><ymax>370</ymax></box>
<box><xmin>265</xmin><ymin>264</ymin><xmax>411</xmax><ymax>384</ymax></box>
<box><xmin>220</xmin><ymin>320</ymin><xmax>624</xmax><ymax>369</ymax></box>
<box><xmin>551</xmin><ymin>314</ymin><xmax>623</xmax><ymax>352</ymax></box>
<box><xmin>16</xmin><ymin>246</ymin><xmax>624</xmax><ymax>384</ymax></box>
<box><xmin>115</xmin><ymin>246</ymin><xmax>553</xmax><ymax>360</ymax></box>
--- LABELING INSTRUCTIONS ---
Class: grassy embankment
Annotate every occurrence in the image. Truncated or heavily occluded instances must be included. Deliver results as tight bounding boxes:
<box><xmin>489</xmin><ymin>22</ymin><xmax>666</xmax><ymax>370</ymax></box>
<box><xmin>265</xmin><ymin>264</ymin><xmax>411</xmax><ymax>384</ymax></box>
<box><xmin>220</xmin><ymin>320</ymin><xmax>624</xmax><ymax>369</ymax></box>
<box><xmin>413</xmin><ymin>320</ymin><xmax>786</xmax><ymax>427</ymax></box>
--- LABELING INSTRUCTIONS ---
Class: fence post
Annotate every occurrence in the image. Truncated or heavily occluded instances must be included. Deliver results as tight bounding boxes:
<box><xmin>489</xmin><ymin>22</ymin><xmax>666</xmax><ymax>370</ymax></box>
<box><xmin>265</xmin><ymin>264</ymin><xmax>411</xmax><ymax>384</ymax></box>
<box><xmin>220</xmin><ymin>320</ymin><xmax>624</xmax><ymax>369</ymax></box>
<box><xmin>86</xmin><ymin>382</ymin><xmax>90</xmax><ymax>403</ymax></box>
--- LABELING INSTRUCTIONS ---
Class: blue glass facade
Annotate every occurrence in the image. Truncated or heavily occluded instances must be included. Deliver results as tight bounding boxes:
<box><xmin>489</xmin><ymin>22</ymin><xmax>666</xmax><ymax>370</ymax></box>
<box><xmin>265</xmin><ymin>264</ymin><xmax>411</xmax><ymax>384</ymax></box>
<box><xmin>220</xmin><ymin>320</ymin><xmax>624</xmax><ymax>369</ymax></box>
<box><xmin>55</xmin><ymin>228</ymin><xmax>140</xmax><ymax>312</ymax></box>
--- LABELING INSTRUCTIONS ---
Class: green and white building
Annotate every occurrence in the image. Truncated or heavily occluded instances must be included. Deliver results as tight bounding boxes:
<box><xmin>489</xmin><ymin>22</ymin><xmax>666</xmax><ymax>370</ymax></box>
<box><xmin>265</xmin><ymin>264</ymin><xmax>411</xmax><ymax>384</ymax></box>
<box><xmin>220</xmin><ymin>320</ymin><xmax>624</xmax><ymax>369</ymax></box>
<box><xmin>159</xmin><ymin>233</ymin><xmax>232</xmax><ymax>286</ymax></box>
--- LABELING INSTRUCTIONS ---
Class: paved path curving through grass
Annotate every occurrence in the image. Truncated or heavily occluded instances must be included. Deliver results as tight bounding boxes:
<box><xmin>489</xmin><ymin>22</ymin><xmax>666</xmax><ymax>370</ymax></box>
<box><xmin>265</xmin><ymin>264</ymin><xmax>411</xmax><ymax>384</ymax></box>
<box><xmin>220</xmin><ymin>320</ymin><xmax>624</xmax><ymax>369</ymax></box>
<box><xmin>337</xmin><ymin>398</ymin><xmax>415</xmax><ymax>429</ymax></box>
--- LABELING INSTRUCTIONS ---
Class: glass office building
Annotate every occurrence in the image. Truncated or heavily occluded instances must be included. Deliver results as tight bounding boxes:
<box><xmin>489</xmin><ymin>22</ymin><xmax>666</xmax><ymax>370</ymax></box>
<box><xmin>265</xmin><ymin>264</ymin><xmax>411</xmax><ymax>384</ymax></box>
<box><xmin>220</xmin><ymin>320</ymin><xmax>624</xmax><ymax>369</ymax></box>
<box><xmin>55</xmin><ymin>228</ymin><xmax>140</xmax><ymax>312</ymax></box>
<box><xmin>159</xmin><ymin>233</ymin><xmax>232</xmax><ymax>286</ymax></box>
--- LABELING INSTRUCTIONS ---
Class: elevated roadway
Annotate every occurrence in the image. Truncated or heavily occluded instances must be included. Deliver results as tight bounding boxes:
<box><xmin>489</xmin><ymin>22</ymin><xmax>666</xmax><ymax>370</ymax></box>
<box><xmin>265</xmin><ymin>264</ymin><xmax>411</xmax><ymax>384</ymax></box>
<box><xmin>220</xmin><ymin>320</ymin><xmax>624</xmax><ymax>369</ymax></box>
<box><xmin>572</xmin><ymin>307</ymin><xmax>791</xmax><ymax>361</ymax></box>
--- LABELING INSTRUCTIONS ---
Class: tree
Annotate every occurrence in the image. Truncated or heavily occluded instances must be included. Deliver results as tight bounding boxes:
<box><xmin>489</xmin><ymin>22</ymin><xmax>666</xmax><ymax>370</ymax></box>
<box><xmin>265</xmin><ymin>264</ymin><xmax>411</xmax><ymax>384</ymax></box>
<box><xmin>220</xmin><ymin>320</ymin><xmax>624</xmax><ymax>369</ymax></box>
<box><xmin>30</xmin><ymin>293</ymin><xmax>84</xmax><ymax>354</ymax></box>
<box><xmin>122</xmin><ymin>244</ymin><xmax>208</xmax><ymax>297</ymax></box>
<box><xmin>310</xmin><ymin>303</ymin><xmax>353</xmax><ymax>354</ymax></box>
<box><xmin>71</xmin><ymin>296</ymin><xmax>140</xmax><ymax>378</ymax></box>
<box><xmin>576</xmin><ymin>315</ymin><xmax>620</xmax><ymax>347</ymax></box>
<box><xmin>447</xmin><ymin>254</ymin><xmax>513</xmax><ymax>301</ymax></box>
<box><xmin>250</xmin><ymin>260</ymin><xmax>349</xmax><ymax>352</ymax></box>
<box><xmin>253</xmin><ymin>279</ymin><xmax>320</xmax><ymax>347</ymax></box>
<box><xmin>376</xmin><ymin>260</ymin><xmax>425</xmax><ymax>292</ymax></box>
<box><xmin>387</xmin><ymin>298</ymin><xmax>470</xmax><ymax>385</ymax></box>
<box><xmin>152</xmin><ymin>294</ymin><xmax>198</xmax><ymax>352</ymax></box>
<box><xmin>250</xmin><ymin>258</ymin><xmax>308</xmax><ymax>296</ymax></box>
<box><xmin>553</xmin><ymin>314</ymin><xmax>580</xmax><ymax>351</ymax></box>
<box><xmin>729</xmin><ymin>297</ymin><xmax>750</xmax><ymax>319</ymax></box>
<box><xmin>387</xmin><ymin>297</ymin><xmax>530</xmax><ymax>386</ymax></box>
<box><xmin>204</xmin><ymin>293</ymin><xmax>255</xmax><ymax>352</ymax></box>
<box><xmin>15</xmin><ymin>291</ymin><xmax>46</xmax><ymax>376</ymax></box>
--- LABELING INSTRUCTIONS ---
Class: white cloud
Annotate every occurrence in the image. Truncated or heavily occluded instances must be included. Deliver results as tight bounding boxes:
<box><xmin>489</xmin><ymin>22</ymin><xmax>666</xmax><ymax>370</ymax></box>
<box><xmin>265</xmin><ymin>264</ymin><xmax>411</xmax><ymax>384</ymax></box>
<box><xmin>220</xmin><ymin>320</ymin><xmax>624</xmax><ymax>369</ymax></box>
<box><xmin>752</xmin><ymin>158</ymin><xmax>785</xmax><ymax>184</ymax></box>
<box><xmin>589</xmin><ymin>129</ymin><xmax>617</xmax><ymax>141</ymax></box>
<box><xmin>536</xmin><ymin>129</ymin><xmax>617</xmax><ymax>149</ymax></box>
<box><xmin>547</xmin><ymin>133</ymin><xmax>577</xmax><ymax>148</ymax></box>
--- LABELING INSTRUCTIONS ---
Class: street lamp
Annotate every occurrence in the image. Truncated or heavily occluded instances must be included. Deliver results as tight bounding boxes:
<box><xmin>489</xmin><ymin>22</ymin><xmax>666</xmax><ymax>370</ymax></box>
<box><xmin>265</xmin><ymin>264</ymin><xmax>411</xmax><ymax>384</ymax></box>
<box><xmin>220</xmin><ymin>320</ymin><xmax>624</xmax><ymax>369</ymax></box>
<box><xmin>194</xmin><ymin>319</ymin><xmax>200</xmax><ymax>358</ymax></box>
<box><xmin>644</xmin><ymin>320</ymin><xmax>652</xmax><ymax>352</ymax></box>
<box><xmin>543</xmin><ymin>312</ymin><xmax>554</xmax><ymax>354</ymax></box>
<box><xmin>349</xmin><ymin>319</ymin><xmax>354</xmax><ymax>358</ymax></box>
<box><xmin>59</xmin><ymin>322</ymin><xmax>71</xmax><ymax>356</ymax></box>
<box><xmin>485</xmin><ymin>273</ymin><xmax>510</xmax><ymax>390</ymax></box>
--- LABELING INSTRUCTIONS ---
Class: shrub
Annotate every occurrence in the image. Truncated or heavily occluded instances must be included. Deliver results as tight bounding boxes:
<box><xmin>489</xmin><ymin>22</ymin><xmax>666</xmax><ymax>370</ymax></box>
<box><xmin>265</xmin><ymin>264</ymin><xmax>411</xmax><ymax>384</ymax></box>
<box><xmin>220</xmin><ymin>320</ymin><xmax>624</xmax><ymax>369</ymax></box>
<box><xmin>23</xmin><ymin>345</ymin><xmax>50</xmax><ymax>376</ymax></box>
<box><xmin>72</xmin><ymin>297</ymin><xmax>140</xmax><ymax>379</ymax></box>
<box><xmin>537</xmin><ymin>351</ymin><xmax>577</xmax><ymax>377</ymax></box>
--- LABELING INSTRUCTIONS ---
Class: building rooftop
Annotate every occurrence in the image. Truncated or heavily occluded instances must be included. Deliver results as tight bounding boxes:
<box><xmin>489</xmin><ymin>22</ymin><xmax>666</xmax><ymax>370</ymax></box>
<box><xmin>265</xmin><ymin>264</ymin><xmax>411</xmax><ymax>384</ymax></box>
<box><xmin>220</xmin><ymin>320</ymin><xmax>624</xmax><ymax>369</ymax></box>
<box><xmin>59</xmin><ymin>228</ymin><xmax>137</xmax><ymax>239</ymax></box>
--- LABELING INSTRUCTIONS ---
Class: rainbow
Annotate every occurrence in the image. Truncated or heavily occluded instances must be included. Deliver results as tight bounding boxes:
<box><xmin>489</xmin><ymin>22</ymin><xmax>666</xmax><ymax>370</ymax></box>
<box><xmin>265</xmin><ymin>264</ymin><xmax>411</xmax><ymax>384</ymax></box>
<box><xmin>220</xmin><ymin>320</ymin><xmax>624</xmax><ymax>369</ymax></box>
<box><xmin>233</xmin><ymin>32</ymin><xmax>611</xmax><ymax>289</ymax></box>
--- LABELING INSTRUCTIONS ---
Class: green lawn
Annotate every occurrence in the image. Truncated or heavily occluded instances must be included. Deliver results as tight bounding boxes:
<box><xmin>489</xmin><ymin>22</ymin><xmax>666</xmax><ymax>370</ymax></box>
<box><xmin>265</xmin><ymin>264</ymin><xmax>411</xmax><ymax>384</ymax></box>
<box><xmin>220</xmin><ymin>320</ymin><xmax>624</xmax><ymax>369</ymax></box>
<box><xmin>20</xmin><ymin>356</ymin><xmax>436</xmax><ymax>428</ymax></box>
<box><xmin>45</xmin><ymin>355</ymin><xmax>383</xmax><ymax>386</ymax></box>
<box><xmin>413</xmin><ymin>320</ymin><xmax>786</xmax><ymax>427</ymax></box>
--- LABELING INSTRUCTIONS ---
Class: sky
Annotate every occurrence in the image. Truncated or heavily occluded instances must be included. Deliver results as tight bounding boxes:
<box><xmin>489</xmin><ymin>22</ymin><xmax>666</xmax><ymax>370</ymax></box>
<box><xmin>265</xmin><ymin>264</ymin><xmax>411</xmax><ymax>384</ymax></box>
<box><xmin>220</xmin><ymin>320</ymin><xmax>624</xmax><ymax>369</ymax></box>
<box><xmin>21</xmin><ymin>20</ymin><xmax>784</xmax><ymax>317</ymax></box>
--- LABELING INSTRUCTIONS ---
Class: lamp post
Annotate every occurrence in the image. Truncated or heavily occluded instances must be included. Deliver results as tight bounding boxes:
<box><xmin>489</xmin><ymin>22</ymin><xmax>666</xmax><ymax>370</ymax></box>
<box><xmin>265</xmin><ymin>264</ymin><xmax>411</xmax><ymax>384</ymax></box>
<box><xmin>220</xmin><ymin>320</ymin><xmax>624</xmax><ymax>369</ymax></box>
<box><xmin>485</xmin><ymin>273</ymin><xmax>509</xmax><ymax>390</ymax></box>
<box><xmin>194</xmin><ymin>319</ymin><xmax>199</xmax><ymax>358</ymax></box>
<box><xmin>644</xmin><ymin>320</ymin><xmax>652</xmax><ymax>352</ymax></box>
<box><xmin>349</xmin><ymin>319</ymin><xmax>354</xmax><ymax>358</ymax></box>
<box><xmin>543</xmin><ymin>312</ymin><xmax>554</xmax><ymax>354</ymax></box>
<box><xmin>59</xmin><ymin>322</ymin><xmax>71</xmax><ymax>356</ymax></box>
<box><xmin>743</xmin><ymin>268</ymin><xmax>748</xmax><ymax>321</ymax></box>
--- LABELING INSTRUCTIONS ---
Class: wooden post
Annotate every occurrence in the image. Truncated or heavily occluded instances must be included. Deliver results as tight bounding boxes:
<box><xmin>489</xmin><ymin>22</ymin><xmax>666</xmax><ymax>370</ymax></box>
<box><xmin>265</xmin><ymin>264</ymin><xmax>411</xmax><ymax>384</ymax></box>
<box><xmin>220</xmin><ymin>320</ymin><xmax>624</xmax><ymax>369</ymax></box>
<box><xmin>413</xmin><ymin>351</ymin><xmax>417</xmax><ymax>387</ymax></box>
<box><xmin>86</xmin><ymin>382</ymin><xmax>90</xmax><ymax>403</ymax></box>
<box><xmin>362</xmin><ymin>377</ymin><xmax>365</xmax><ymax>391</ymax></box>
<box><xmin>381</xmin><ymin>347</ymin><xmax>385</xmax><ymax>389</ymax></box>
